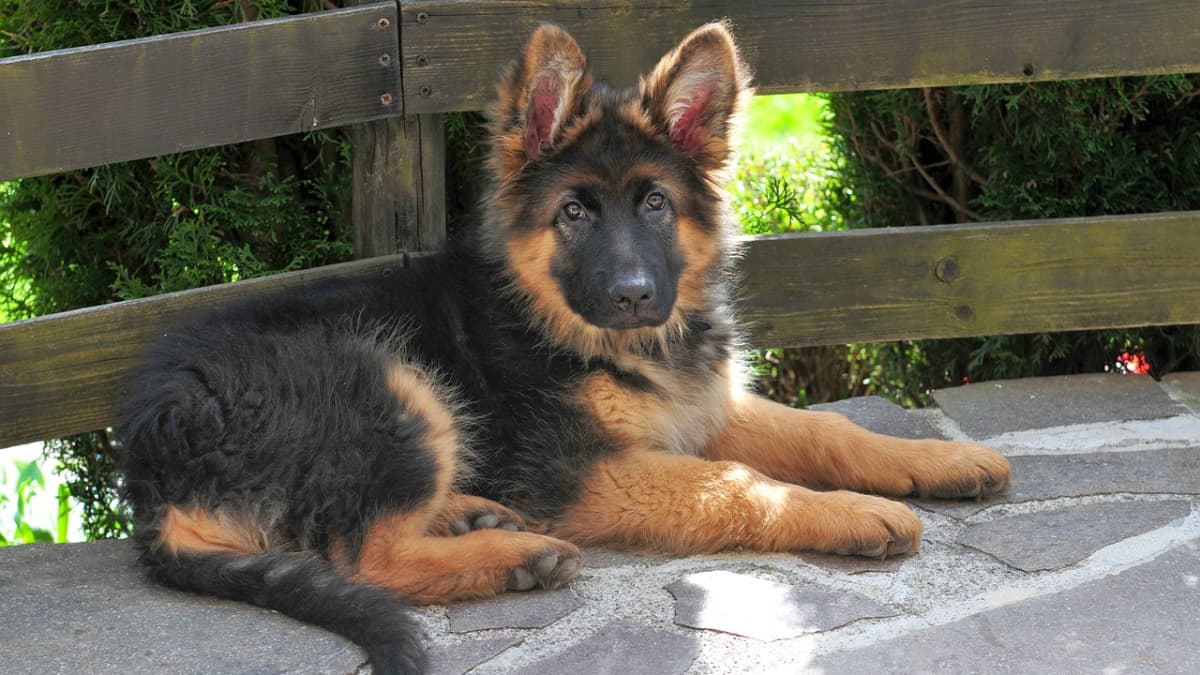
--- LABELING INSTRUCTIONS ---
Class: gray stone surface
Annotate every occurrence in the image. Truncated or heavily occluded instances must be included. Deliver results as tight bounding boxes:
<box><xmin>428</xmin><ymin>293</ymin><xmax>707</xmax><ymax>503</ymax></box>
<box><xmin>511</xmin><ymin>621</ymin><xmax>698</xmax><ymax>675</ymax></box>
<box><xmin>0</xmin><ymin>539</ymin><xmax>365</xmax><ymax>674</ymax></box>
<box><xmin>920</xmin><ymin>447</ymin><xmax>1200</xmax><ymax>517</ymax></box>
<box><xmin>665</xmin><ymin>570</ymin><xmax>896</xmax><ymax>641</ymax></box>
<box><xmin>447</xmin><ymin>589</ymin><xmax>582</xmax><ymax>632</ymax></box>
<box><xmin>429</xmin><ymin>636</ymin><xmax>522</xmax><ymax>675</ymax></box>
<box><xmin>809</xmin><ymin>396</ymin><xmax>947</xmax><ymax>439</ymax></box>
<box><xmin>1163</xmin><ymin>371</ymin><xmax>1200</xmax><ymax>413</ymax></box>
<box><xmin>932</xmin><ymin>374</ymin><xmax>1188</xmax><ymax>437</ymax></box>
<box><xmin>812</xmin><ymin>543</ymin><xmax>1200</xmax><ymax>674</ymax></box>
<box><xmin>1006</xmin><ymin>448</ymin><xmax>1200</xmax><ymax>500</ymax></box>
<box><xmin>795</xmin><ymin>550</ymin><xmax>905</xmax><ymax>574</ymax></box>
<box><xmin>581</xmin><ymin>547</ymin><xmax>670</xmax><ymax>569</ymax></box>
<box><xmin>957</xmin><ymin>500</ymin><xmax>1193</xmax><ymax>571</ymax></box>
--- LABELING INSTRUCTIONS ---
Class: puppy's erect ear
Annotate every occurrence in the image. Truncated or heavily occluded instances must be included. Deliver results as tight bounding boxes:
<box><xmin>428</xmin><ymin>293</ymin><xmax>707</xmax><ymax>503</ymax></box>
<box><xmin>640</xmin><ymin>22</ymin><xmax>751</xmax><ymax>175</ymax></box>
<box><xmin>489</xmin><ymin>24</ymin><xmax>592</xmax><ymax>178</ymax></box>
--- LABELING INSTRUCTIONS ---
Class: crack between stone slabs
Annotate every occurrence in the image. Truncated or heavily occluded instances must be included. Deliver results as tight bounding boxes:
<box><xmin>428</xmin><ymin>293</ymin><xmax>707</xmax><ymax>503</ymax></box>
<box><xmin>959</xmin><ymin>492</ymin><xmax>1199</xmax><ymax>524</ymax></box>
<box><xmin>801</xmin><ymin>509</ymin><xmax>1200</xmax><ymax>658</ymax></box>
<box><xmin>951</xmin><ymin>540</ymin><xmax>1037</xmax><ymax>575</ymax></box>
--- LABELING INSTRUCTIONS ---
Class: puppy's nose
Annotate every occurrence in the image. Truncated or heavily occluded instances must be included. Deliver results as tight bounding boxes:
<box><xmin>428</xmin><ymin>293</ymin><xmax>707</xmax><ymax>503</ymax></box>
<box><xmin>609</xmin><ymin>275</ymin><xmax>657</xmax><ymax>314</ymax></box>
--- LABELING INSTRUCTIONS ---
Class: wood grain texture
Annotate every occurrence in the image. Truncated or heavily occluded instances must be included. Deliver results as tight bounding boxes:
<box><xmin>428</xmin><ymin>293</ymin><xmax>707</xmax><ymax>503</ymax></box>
<box><xmin>398</xmin><ymin>0</ymin><xmax>1200</xmax><ymax>113</ymax></box>
<box><xmin>738</xmin><ymin>212</ymin><xmax>1200</xmax><ymax>347</ymax></box>
<box><xmin>0</xmin><ymin>3</ymin><xmax>401</xmax><ymax>181</ymax></box>
<box><xmin>351</xmin><ymin>113</ymin><xmax>448</xmax><ymax>257</ymax></box>
<box><xmin>4</xmin><ymin>213</ymin><xmax>1199</xmax><ymax>447</ymax></box>
<box><xmin>0</xmin><ymin>255</ymin><xmax>407</xmax><ymax>448</ymax></box>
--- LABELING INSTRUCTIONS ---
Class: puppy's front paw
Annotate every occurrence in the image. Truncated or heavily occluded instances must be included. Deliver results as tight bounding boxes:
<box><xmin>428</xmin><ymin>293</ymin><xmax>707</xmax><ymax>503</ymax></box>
<box><xmin>508</xmin><ymin>543</ymin><xmax>582</xmax><ymax>591</ymax></box>
<box><xmin>824</xmin><ymin>492</ymin><xmax>922</xmax><ymax>558</ymax></box>
<box><xmin>911</xmin><ymin>441</ymin><xmax>1011</xmax><ymax>499</ymax></box>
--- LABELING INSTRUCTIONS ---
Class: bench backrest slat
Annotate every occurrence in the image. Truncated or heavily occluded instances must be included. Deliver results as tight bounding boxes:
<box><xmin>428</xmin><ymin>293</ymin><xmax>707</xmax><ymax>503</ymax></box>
<box><xmin>398</xmin><ymin>0</ymin><xmax>1200</xmax><ymax>114</ymax></box>
<box><xmin>0</xmin><ymin>3</ymin><xmax>400</xmax><ymax>181</ymax></box>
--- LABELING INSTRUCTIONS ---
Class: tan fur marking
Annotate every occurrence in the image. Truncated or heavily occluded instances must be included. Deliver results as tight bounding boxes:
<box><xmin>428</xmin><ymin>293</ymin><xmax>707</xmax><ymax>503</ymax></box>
<box><xmin>706</xmin><ymin>393</ymin><xmax>1012</xmax><ymax>498</ymax></box>
<box><xmin>353</xmin><ymin>513</ymin><xmax>578</xmax><ymax>604</ymax></box>
<box><xmin>158</xmin><ymin>506</ymin><xmax>269</xmax><ymax>555</ymax></box>
<box><xmin>504</xmin><ymin>226</ymin><xmax>571</xmax><ymax>338</ymax></box>
<box><xmin>674</xmin><ymin>214</ymin><xmax>720</xmax><ymax>313</ymax></box>
<box><xmin>550</xmin><ymin>106</ymin><xmax>603</xmax><ymax>155</ymax></box>
<box><xmin>578</xmin><ymin>373</ymin><xmax>669</xmax><ymax>444</ymax></box>
<box><xmin>578</xmin><ymin>361</ymin><xmax>729</xmax><ymax>455</ymax></box>
<box><xmin>385</xmin><ymin>362</ymin><xmax>461</xmax><ymax>506</ymax></box>
<box><xmin>555</xmin><ymin>449</ymin><xmax>920</xmax><ymax>556</ymax></box>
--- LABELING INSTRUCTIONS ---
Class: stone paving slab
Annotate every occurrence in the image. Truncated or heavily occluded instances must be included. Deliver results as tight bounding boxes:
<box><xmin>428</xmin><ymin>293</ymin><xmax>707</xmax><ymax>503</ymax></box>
<box><xmin>0</xmin><ymin>539</ymin><xmax>366</xmax><ymax>674</ymax></box>
<box><xmin>1163</xmin><ymin>371</ymin><xmax>1200</xmax><ymax>413</ymax></box>
<box><xmin>510</xmin><ymin>621</ymin><xmax>699</xmax><ymax>675</ymax></box>
<box><xmin>932</xmin><ymin>374</ymin><xmax>1189</xmax><ymax>437</ymax></box>
<box><xmin>957</xmin><ymin>499</ymin><xmax>1193</xmax><ymax>571</ymax></box>
<box><xmin>811</xmin><ymin>542</ymin><xmax>1200</xmax><ymax>674</ymax></box>
<box><xmin>447</xmin><ymin>589</ymin><xmax>582</xmax><ymax>632</ymax></box>
<box><xmin>919</xmin><ymin>447</ymin><xmax>1200</xmax><ymax>518</ymax></box>
<box><xmin>809</xmin><ymin>396</ymin><xmax>947</xmax><ymax>439</ymax></box>
<box><xmin>666</xmin><ymin>570</ymin><xmax>897</xmax><ymax>640</ymax></box>
<box><xmin>429</xmin><ymin>636</ymin><xmax>521</xmax><ymax>675</ymax></box>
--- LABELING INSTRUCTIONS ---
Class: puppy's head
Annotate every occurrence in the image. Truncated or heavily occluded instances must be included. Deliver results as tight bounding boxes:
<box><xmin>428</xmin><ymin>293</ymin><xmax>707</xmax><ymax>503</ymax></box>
<box><xmin>483</xmin><ymin>23</ymin><xmax>751</xmax><ymax>355</ymax></box>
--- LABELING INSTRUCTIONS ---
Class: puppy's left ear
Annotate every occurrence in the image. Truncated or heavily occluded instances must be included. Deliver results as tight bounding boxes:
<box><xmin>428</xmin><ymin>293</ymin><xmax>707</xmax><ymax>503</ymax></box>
<box><xmin>640</xmin><ymin>22</ymin><xmax>751</xmax><ymax>176</ymax></box>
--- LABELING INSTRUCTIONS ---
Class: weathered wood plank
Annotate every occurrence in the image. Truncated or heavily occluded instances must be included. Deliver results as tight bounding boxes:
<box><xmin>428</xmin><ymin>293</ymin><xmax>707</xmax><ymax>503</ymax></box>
<box><xmin>0</xmin><ymin>255</ymin><xmax>407</xmax><ymax>448</ymax></box>
<box><xmin>4</xmin><ymin>212</ymin><xmax>1199</xmax><ymax>447</ymax></box>
<box><xmin>348</xmin><ymin>0</ymin><xmax>447</xmax><ymax>258</ymax></box>
<box><xmin>398</xmin><ymin>0</ymin><xmax>1200</xmax><ymax>113</ymax></box>
<box><xmin>738</xmin><ymin>213</ymin><xmax>1200</xmax><ymax>347</ymax></box>
<box><xmin>351</xmin><ymin>113</ymin><xmax>448</xmax><ymax>257</ymax></box>
<box><xmin>0</xmin><ymin>3</ymin><xmax>401</xmax><ymax>182</ymax></box>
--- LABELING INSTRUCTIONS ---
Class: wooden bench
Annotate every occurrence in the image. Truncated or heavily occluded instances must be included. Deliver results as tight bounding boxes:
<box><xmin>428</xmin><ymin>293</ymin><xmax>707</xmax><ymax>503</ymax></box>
<box><xmin>2</xmin><ymin>0</ymin><xmax>1200</xmax><ymax>451</ymax></box>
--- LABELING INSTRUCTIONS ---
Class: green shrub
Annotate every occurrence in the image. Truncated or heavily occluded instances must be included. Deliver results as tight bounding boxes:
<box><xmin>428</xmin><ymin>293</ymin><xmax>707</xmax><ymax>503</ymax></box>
<box><xmin>732</xmin><ymin>96</ymin><xmax>870</xmax><ymax>405</ymax></box>
<box><xmin>0</xmin><ymin>1</ymin><xmax>350</xmax><ymax>540</ymax></box>
<box><xmin>827</xmin><ymin>78</ymin><xmax>1200</xmax><ymax>403</ymax></box>
<box><xmin>735</xmin><ymin>82</ymin><xmax>1200</xmax><ymax>409</ymax></box>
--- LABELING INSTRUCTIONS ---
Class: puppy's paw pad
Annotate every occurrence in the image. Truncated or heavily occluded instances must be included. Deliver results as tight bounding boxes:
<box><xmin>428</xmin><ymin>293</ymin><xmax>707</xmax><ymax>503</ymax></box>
<box><xmin>508</xmin><ymin>546</ymin><xmax>581</xmax><ymax>591</ymax></box>
<box><xmin>447</xmin><ymin>504</ymin><xmax>527</xmax><ymax>535</ymax></box>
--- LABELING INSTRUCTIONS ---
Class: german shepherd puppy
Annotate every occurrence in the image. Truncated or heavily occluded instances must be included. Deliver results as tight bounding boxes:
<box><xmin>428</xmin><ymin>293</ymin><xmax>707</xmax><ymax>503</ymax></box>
<box><xmin>120</xmin><ymin>22</ymin><xmax>1010</xmax><ymax>674</ymax></box>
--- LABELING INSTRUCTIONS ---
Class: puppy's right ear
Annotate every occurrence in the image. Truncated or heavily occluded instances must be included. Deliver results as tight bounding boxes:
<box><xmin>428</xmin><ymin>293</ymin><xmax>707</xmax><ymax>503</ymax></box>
<box><xmin>489</xmin><ymin>24</ymin><xmax>592</xmax><ymax>178</ymax></box>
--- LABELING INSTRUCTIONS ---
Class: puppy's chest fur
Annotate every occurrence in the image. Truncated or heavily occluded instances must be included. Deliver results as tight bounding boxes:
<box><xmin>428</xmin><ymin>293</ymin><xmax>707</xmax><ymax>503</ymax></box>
<box><xmin>576</xmin><ymin>348</ymin><xmax>735</xmax><ymax>457</ymax></box>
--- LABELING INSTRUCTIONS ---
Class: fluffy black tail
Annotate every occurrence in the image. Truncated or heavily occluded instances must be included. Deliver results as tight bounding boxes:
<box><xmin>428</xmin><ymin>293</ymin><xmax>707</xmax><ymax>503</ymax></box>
<box><xmin>143</xmin><ymin>547</ymin><xmax>427</xmax><ymax>674</ymax></box>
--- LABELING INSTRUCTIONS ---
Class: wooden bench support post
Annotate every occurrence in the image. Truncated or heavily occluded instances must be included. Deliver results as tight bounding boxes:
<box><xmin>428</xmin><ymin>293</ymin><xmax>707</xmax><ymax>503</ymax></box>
<box><xmin>350</xmin><ymin>113</ymin><xmax>447</xmax><ymax>257</ymax></box>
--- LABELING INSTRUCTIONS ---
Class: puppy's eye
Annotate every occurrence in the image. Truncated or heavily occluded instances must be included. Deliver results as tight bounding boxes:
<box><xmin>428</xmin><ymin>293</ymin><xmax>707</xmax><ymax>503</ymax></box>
<box><xmin>645</xmin><ymin>191</ymin><xmax>666</xmax><ymax>211</ymax></box>
<box><xmin>561</xmin><ymin>201</ymin><xmax>586</xmax><ymax>222</ymax></box>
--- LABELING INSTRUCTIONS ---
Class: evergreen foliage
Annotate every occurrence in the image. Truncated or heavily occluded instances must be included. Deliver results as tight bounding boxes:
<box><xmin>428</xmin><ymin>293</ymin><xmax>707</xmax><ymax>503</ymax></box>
<box><xmin>0</xmin><ymin>1</ymin><xmax>352</xmax><ymax>539</ymax></box>
<box><xmin>827</xmin><ymin>77</ymin><xmax>1200</xmax><ymax>402</ymax></box>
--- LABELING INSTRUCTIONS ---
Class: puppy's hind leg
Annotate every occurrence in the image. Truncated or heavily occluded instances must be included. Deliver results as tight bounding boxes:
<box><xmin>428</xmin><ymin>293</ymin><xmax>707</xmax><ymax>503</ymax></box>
<box><xmin>360</xmin><ymin>363</ymin><xmax>580</xmax><ymax>604</ymax></box>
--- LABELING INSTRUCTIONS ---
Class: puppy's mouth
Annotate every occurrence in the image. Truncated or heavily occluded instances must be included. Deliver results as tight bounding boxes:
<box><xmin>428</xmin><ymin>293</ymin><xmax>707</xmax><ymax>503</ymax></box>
<box><xmin>599</xmin><ymin>314</ymin><xmax>670</xmax><ymax>330</ymax></box>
